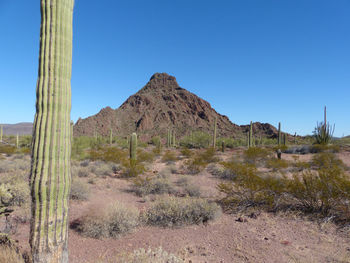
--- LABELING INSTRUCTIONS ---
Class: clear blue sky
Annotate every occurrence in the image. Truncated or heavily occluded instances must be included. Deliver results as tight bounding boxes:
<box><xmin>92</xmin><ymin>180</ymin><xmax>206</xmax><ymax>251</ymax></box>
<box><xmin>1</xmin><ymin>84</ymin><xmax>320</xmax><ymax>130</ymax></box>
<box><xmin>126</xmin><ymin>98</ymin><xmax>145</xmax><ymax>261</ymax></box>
<box><xmin>0</xmin><ymin>0</ymin><xmax>349</xmax><ymax>136</ymax></box>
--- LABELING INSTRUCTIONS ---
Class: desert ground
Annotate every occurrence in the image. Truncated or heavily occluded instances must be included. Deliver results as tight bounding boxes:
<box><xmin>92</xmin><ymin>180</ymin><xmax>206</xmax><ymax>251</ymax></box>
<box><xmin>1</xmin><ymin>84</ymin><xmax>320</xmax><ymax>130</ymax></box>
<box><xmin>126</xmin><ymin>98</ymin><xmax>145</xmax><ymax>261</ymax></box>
<box><xmin>1</xmin><ymin>144</ymin><xmax>350</xmax><ymax>263</ymax></box>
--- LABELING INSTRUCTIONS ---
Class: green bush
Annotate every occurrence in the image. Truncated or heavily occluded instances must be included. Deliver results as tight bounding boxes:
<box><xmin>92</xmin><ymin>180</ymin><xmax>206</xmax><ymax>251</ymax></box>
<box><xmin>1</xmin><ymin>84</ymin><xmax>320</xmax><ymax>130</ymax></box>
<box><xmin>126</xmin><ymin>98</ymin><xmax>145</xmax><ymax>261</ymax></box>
<box><xmin>137</xmin><ymin>149</ymin><xmax>155</xmax><ymax>163</ymax></box>
<box><xmin>219</xmin><ymin>159</ymin><xmax>350</xmax><ymax>222</ymax></box>
<box><xmin>185</xmin><ymin>147</ymin><xmax>218</xmax><ymax>174</ymax></box>
<box><xmin>0</xmin><ymin>145</ymin><xmax>16</xmax><ymax>155</ymax></box>
<box><xmin>122</xmin><ymin>160</ymin><xmax>146</xmax><ymax>178</ymax></box>
<box><xmin>243</xmin><ymin>147</ymin><xmax>270</xmax><ymax>164</ymax></box>
<box><xmin>266</xmin><ymin>158</ymin><xmax>289</xmax><ymax>171</ymax></box>
<box><xmin>144</xmin><ymin>196</ymin><xmax>221</xmax><ymax>227</ymax></box>
<box><xmin>76</xmin><ymin>203</ymin><xmax>139</xmax><ymax>239</ymax></box>
<box><xmin>89</xmin><ymin>147</ymin><xmax>128</xmax><ymax>164</ymax></box>
<box><xmin>180</xmin><ymin>131</ymin><xmax>211</xmax><ymax>148</ymax></box>
<box><xmin>161</xmin><ymin>151</ymin><xmax>178</xmax><ymax>163</ymax></box>
<box><xmin>312</xmin><ymin>152</ymin><xmax>345</xmax><ymax>170</ymax></box>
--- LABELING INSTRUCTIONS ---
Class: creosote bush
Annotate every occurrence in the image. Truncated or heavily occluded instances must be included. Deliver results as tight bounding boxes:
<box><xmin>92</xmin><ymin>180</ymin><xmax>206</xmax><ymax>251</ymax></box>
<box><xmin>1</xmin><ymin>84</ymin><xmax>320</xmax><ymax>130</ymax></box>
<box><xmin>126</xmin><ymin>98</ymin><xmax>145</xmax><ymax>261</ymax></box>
<box><xmin>243</xmin><ymin>147</ymin><xmax>270</xmax><ymax>164</ymax></box>
<box><xmin>75</xmin><ymin>203</ymin><xmax>139</xmax><ymax>239</ymax></box>
<box><xmin>161</xmin><ymin>151</ymin><xmax>178</xmax><ymax>163</ymax></box>
<box><xmin>266</xmin><ymin>158</ymin><xmax>289</xmax><ymax>171</ymax></box>
<box><xmin>89</xmin><ymin>146</ymin><xmax>128</xmax><ymax>164</ymax></box>
<box><xmin>185</xmin><ymin>147</ymin><xmax>218</xmax><ymax>174</ymax></box>
<box><xmin>219</xmin><ymin>153</ymin><xmax>350</xmax><ymax>222</ymax></box>
<box><xmin>144</xmin><ymin>196</ymin><xmax>221</xmax><ymax>227</ymax></box>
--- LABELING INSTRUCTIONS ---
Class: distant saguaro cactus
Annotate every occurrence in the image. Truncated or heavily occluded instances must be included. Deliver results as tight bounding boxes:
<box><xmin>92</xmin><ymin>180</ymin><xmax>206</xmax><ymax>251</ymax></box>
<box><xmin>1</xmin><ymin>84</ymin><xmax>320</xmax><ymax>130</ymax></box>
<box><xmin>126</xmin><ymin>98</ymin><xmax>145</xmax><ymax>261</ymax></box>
<box><xmin>213</xmin><ymin>116</ymin><xmax>217</xmax><ymax>148</ymax></box>
<box><xmin>167</xmin><ymin>129</ymin><xmax>172</xmax><ymax>148</ymax></box>
<box><xmin>278</xmin><ymin>122</ymin><xmax>281</xmax><ymax>145</ymax></box>
<box><xmin>0</xmin><ymin>125</ymin><xmax>2</xmax><ymax>142</ymax></box>
<box><xmin>16</xmin><ymin>133</ymin><xmax>19</xmax><ymax>149</ymax></box>
<box><xmin>283</xmin><ymin>133</ymin><xmax>287</xmax><ymax>146</ymax></box>
<box><xmin>109</xmin><ymin>128</ymin><xmax>113</xmax><ymax>145</ymax></box>
<box><xmin>248</xmin><ymin>121</ymin><xmax>253</xmax><ymax>148</ymax></box>
<box><xmin>172</xmin><ymin>130</ymin><xmax>176</xmax><ymax>147</ymax></box>
<box><xmin>130</xmin><ymin>132</ymin><xmax>137</xmax><ymax>165</ymax></box>
<box><xmin>29</xmin><ymin>1</ymin><xmax>74</xmax><ymax>262</ymax></box>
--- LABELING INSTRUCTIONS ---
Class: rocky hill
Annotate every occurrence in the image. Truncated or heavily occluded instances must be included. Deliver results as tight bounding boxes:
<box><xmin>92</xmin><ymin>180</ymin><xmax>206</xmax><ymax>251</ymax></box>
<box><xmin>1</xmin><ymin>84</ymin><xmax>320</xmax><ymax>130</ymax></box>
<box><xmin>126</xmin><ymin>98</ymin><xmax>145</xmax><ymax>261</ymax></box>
<box><xmin>74</xmin><ymin>73</ymin><xmax>278</xmax><ymax>140</ymax></box>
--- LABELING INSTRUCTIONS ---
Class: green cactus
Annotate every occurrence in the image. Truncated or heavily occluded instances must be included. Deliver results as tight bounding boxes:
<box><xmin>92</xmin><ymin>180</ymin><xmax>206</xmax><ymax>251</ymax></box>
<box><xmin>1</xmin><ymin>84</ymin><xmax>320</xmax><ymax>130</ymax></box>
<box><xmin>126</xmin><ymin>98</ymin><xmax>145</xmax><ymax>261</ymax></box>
<box><xmin>167</xmin><ymin>129</ymin><xmax>172</xmax><ymax>148</ymax></box>
<box><xmin>16</xmin><ymin>133</ymin><xmax>19</xmax><ymax>149</ymax></box>
<box><xmin>213</xmin><ymin>116</ymin><xmax>217</xmax><ymax>148</ymax></box>
<box><xmin>248</xmin><ymin>121</ymin><xmax>253</xmax><ymax>148</ymax></box>
<box><xmin>172</xmin><ymin>130</ymin><xmax>176</xmax><ymax>147</ymax></box>
<box><xmin>130</xmin><ymin>132</ymin><xmax>137</xmax><ymax>165</ymax></box>
<box><xmin>0</xmin><ymin>125</ymin><xmax>2</xmax><ymax>142</ymax></box>
<box><xmin>283</xmin><ymin>133</ymin><xmax>287</xmax><ymax>146</ymax></box>
<box><xmin>278</xmin><ymin>122</ymin><xmax>281</xmax><ymax>145</ymax></box>
<box><xmin>29</xmin><ymin>1</ymin><xmax>74</xmax><ymax>262</ymax></box>
<box><xmin>109</xmin><ymin>128</ymin><xmax>113</xmax><ymax>145</ymax></box>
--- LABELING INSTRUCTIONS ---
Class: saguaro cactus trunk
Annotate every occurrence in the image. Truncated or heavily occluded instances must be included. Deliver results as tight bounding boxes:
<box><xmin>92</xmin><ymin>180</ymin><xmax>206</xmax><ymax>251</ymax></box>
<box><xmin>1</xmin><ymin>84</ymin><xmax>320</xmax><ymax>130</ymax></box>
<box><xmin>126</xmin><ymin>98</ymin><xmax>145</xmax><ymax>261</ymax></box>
<box><xmin>212</xmin><ymin>116</ymin><xmax>217</xmax><ymax>148</ymax></box>
<box><xmin>30</xmin><ymin>1</ymin><xmax>74</xmax><ymax>262</ymax></box>
<box><xmin>278</xmin><ymin>122</ymin><xmax>281</xmax><ymax>145</ymax></box>
<box><xmin>130</xmin><ymin>132</ymin><xmax>137</xmax><ymax>165</ymax></box>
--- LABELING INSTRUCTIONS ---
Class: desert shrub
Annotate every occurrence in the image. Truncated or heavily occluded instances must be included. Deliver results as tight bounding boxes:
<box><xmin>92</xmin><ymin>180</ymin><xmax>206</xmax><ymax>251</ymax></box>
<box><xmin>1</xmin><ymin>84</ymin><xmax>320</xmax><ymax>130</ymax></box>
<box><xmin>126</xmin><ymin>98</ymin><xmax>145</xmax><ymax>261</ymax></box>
<box><xmin>70</xmin><ymin>179</ymin><xmax>90</xmax><ymax>201</ymax></box>
<box><xmin>122</xmin><ymin>160</ymin><xmax>146</xmax><ymax>178</ymax></box>
<box><xmin>175</xmin><ymin>176</ymin><xmax>189</xmax><ymax>187</ymax></box>
<box><xmin>312</xmin><ymin>152</ymin><xmax>345</xmax><ymax>170</ymax></box>
<box><xmin>183</xmin><ymin>184</ymin><xmax>201</xmax><ymax>197</ymax></box>
<box><xmin>180</xmin><ymin>148</ymin><xmax>193</xmax><ymax>158</ymax></box>
<box><xmin>185</xmin><ymin>147</ymin><xmax>218</xmax><ymax>174</ymax></box>
<box><xmin>80</xmin><ymin>160</ymin><xmax>90</xmax><ymax>167</ymax></box>
<box><xmin>219</xmin><ymin>161</ymin><xmax>257</xmax><ymax>180</ymax></box>
<box><xmin>137</xmin><ymin>149</ymin><xmax>155</xmax><ymax>163</ymax></box>
<box><xmin>180</xmin><ymin>131</ymin><xmax>211</xmax><ymax>148</ymax></box>
<box><xmin>266</xmin><ymin>158</ymin><xmax>289</xmax><ymax>171</ymax></box>
<box><xmin>0</xmin><ymin>145</ymin><xmax>16</xmax><ymax>155</ymax></box>
<box><xmin>288</xmin><ymin>168</ymin><xmax>350</xmax><ymax>214</ymax></box>
<box><xmin>90</xmin><ymin>162</ymin><xmax>113</xmax><ymax>177</ymax></box>
<box><xmin>161</xmin><ymin>151</ymin><xmax>178</xmax><ymax>163</ymax></box>
<box><xmin>110</xmin><ymin>247</ymin><xmax>184</xmax><ymax>263</ymax></box>
<box><xmin>0</xmin><ymin>235</ymin><xmax>25</xmax><ymax>263</ymax></box>
<box><xmin>216</xmin><ymin>137</ymin><xmax>237</xmax><ymax>148</ymax></box>
<box><xmin>311</xmin><ymin>144</ymin><xmax>340</xmax><ymax>153</ymax></box>
<box><xmin>0</xmin><ymin>180</ymin><xmax>30</xmax><ymax>207</ymax></box>
<box><xmin>144</xmin><ymin>196</ymin><xmax>221</xmax><ymax>227</ymax></box>
<box><xmin>243</xmin><ymin>147</ymin><xmax>270</xmax><ymax>164</ymax></box>
<box><xmin>293</xmin><ymin>161</ymin><xmax>311</xmax><ymax>171</ymax></box>
<box><xmin>76</xmin><ymin>203</ymin><xmax>139</xmax><ymax>239</ymax></box>
<box><xmin>219</xmin><ymin>158</ymin><xmax>350</xmax><ymax>222</ymax></box>
<box><xmin>132</xmin><ymin>176</ymin><xmax>176</xmax><ymax>197</ymax></box>
<box><xmin>89</xmin><ymin>147</ymin><xmax>128</xmax><ymax>164</ymax></box>
<box><xmin>77</xmin><ymin>167</ymin><xmax>90</xmax><ymax>178</ymax></box>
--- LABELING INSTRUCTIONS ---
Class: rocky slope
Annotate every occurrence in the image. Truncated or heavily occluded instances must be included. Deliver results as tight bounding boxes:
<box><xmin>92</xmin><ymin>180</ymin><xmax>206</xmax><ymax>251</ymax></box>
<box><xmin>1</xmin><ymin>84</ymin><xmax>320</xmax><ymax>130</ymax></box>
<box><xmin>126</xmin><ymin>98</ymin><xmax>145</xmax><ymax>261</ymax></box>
<box><xmin>74</xmin><ymin>73</ymin><xmax>278</xmax><ymax>140</ymax></box>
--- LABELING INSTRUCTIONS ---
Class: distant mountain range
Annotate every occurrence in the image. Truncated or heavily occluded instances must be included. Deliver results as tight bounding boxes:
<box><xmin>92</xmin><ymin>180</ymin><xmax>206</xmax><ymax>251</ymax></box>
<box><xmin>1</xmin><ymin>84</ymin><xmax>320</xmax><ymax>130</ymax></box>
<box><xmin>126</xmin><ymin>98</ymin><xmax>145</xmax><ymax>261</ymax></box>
<box><xmin>0</xmin><ymin>122</ymin><xmax>33</xmax><ymax>135</ymax></box>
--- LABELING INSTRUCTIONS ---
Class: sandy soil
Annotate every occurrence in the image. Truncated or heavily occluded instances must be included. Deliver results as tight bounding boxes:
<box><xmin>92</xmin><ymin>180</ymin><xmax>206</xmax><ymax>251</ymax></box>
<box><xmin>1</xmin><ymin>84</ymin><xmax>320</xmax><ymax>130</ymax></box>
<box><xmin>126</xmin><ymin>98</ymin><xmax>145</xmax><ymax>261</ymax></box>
<box><xmin>2</xmin><ymin>148</ymin><xmax>350</xmax><ymax>263</ymax></box>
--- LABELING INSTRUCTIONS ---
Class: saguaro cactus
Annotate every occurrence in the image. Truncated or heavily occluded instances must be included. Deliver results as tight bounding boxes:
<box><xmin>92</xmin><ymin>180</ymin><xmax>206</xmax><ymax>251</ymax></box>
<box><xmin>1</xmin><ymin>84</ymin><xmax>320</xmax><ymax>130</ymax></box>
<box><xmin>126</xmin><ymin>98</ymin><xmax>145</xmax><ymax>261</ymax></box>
<box><xmin>30</xmin><ymin>1</ymin><xmax>74</xmax><ymax>262</ymax></box>
<box><xmin>278</xmin><ymin>122</ymin><xmax>281</xmax><ymax>145</ymax></box>
<box><xmin>213</xmin><ymin>116</ymin><xmax>217</xmax><ymax>148</ymax></box>
<box><xmin>172</xmin><ymin>130</ymin><xmax>176</xmax><ymax>147</ymax></box>
<box><xmin>167</xmin><ymin>129</ymin><xmax>172</xmax><ymax>148</ymax></box>
<box><xmin>248</xmin><ymin>121</ymin><xmax>253</xmax><ymax>148</ymax></box>
<box><xmin>130</xmin><ymin>132</ymin><xmax>137</xmax><ymax>165</ymax></box>
<box><xmin>16</xmin><ymin>133</ymin><xmax>19</xmax><ymax>149</ymax></box>
<box><xmin>109</xmin><ymin>128</ymin><xmax>113</xmax><ymax>145</ymax></box>
<box><xmin>0</xmin><ymin>125</ymin><xmax>3</xmax><ymax>142</ymax></box>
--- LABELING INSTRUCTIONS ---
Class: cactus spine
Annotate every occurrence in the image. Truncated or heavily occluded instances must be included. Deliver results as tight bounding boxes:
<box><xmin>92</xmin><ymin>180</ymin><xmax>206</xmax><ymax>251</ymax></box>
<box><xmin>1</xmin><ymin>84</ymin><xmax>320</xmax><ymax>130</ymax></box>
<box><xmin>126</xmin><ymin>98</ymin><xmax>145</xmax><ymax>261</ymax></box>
<box><xmin>278</xmin><ymin>122</ymin><xmax>281</xmax><ymax>145</ymax></box>
<box><xmin>130</xmin><ymin>132</ymin><xmax>137</xmax><ymax>165</ymax></box>
<box><xmin>29</xmin><ymin>1</ymin><xmax>74</xmax><ymax>262</ymax></box>
<box><xmin>212</xmin><ymin>116</ymin><xmax>217</xmax><ymax>148</ymax></box>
